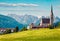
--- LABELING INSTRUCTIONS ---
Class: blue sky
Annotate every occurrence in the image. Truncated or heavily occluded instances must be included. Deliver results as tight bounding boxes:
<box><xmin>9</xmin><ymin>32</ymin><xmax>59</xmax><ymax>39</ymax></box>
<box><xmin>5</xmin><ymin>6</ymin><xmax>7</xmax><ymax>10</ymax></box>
<box><xmin>0</xmin><ymin>0</ymin><xmax>60</xmax><ymax>17</ymax></box>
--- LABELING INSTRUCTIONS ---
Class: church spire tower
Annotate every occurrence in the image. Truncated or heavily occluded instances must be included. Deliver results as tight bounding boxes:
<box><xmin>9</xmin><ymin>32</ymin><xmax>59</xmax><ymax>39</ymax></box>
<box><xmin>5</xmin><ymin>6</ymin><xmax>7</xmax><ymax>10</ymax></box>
<box><xmin>50</xmin><ymin>5</ymin><xmax>54</xmax><ymax>26</ymax></box>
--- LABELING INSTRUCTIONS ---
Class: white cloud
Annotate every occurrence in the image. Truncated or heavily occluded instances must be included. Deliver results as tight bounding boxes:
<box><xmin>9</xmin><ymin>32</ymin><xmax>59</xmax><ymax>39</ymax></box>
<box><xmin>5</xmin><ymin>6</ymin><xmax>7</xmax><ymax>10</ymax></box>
<box><xmin>0</xmin><ymin>3</ymin><xmax>39</xmax><ymax>7</ymax></box>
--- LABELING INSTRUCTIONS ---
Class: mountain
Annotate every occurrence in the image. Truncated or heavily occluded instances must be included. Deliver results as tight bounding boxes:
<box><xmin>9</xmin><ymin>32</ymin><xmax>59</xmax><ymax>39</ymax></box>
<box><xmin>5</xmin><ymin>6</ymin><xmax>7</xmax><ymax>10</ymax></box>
<box><xmin>54</xmin><ymin>16</ymin><xmax>60</xmax><ymax>23</ymax></box>
<box><xmin>53</xmin><ymin>16</ymin><xmax>60</xmax><ymax>26</ymax></box>
<box><xmin>0</xmin><ymin>14</ymin><xmax>24</xmax><ymax>30</ymax></box>
<box><xmin>8</xmin><ymin>14</ymin><xmax>60</xmax><ymax>27</ymax></box>
<box><xmin>8</xmin><ymin>14</ymin><xmax>39</xmax><ymax>26</ymax></box>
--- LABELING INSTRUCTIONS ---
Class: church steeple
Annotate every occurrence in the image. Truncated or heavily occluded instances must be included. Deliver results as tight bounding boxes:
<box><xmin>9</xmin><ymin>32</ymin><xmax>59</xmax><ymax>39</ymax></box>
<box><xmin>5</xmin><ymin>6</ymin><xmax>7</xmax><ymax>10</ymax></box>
<box><xmin>51</xmin><ymin>5</ymin><xmax>53</xmax><ymax>17</ymax></box>
<box><xmin>50</xmin><ymin>5</ymin><xmax>54</xmax><ymax>26</ymax></box>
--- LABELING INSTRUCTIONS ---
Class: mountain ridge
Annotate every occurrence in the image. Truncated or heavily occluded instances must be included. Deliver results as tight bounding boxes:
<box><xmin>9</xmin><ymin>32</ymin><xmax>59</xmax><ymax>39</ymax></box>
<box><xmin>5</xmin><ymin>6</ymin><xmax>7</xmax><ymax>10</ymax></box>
<box><xmin>0</xmin><ymin>14</ymin><xmax>24</xmax><ymax>30</ymax></box>
<box><xmin>8</xmin><ymin>14</ymin><xmax>60</xmax><ymax>26</ymax></box>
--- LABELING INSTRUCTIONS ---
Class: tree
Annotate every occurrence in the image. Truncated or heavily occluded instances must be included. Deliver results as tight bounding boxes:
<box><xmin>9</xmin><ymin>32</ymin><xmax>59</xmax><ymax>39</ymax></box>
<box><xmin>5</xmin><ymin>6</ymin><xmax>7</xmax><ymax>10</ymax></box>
<box><xmin>49</xmin><ymin>25</ymin><xmax>54</xmax><ymax>29</ymax></box>
<box><xmin>5</xmin><ymin>29</ymin><xmax>11</xmax><ymax>34</ymax></box>
<box><xmin>15</xmin><ymin>26</ymin><xmax>19</xmax><ymax>32</ymax></box>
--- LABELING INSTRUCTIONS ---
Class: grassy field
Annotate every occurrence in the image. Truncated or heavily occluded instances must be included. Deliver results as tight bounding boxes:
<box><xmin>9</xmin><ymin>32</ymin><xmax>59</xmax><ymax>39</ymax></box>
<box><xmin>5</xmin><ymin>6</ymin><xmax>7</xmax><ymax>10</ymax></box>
<box><xmin>0</xmin><ymin>28</ymin><xmax>60</xmax><ymax>41</ymax></box>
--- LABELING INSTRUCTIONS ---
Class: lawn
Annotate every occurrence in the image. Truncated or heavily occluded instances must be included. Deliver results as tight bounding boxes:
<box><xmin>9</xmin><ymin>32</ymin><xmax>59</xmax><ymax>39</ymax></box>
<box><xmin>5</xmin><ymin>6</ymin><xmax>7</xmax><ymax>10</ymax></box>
<box><xmin>0</xmin><ymin>28</ymin><xmax>60</xmax><ymax>41</ymax></box>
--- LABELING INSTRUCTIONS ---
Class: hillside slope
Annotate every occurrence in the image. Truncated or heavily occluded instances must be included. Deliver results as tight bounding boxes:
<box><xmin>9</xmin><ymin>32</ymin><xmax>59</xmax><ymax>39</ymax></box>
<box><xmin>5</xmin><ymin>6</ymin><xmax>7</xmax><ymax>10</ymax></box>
<box><xmin>0</xmin><ymin>14</ymin><xmax>24</xmax><ymax>30</ymax></box>
<box><xmin>0</xmin><ymin>28</ymin><xmax>60</xmax><ymax>41</ymax></box>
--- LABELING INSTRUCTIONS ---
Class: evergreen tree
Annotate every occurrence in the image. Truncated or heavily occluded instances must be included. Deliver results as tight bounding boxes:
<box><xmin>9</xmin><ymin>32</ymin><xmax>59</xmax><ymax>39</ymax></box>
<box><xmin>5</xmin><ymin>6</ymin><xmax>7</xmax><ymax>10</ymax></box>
<box><xmin>15</xmin><ymin>26</ymin><xmax>19</xmax><ymax>32</ymax></box>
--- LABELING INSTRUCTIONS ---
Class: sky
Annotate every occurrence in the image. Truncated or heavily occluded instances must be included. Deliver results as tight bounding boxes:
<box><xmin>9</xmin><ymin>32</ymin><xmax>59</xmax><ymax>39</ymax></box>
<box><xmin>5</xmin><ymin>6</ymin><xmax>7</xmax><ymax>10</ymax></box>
<box><xmin>0</xmin><ymin>0</ymin><xmax>60</xmax><ymax>17</ymax></box>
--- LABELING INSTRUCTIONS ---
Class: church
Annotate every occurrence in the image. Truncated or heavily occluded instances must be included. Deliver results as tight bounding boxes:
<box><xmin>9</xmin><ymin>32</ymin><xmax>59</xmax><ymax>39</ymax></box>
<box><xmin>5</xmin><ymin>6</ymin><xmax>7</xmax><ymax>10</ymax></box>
<box><xmin>27</xmin><ymin>5</ymin><xmax>54</xmax><ymax>29</ymax></box>
<box><xmin>40</xmin><ymin>5</ymin><xmax>54</xmax><ymax>27</ymax></box>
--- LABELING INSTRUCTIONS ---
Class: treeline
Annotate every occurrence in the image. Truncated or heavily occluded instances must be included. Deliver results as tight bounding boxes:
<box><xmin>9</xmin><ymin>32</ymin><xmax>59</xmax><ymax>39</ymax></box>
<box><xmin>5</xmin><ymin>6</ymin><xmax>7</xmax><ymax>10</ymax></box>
<box><xmin>0</xmin><ymin>26</ymin><xmax>19</xmax><ymax>35</ymax></box>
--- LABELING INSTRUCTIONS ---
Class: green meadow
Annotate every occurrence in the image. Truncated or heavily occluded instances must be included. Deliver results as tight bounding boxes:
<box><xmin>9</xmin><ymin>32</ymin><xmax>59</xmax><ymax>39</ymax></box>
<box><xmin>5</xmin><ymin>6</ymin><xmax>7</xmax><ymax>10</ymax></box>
<box><xmin>0</xmin><ymin>28</ymin><xmax>60</xmax><ymax>41</ymax></box>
